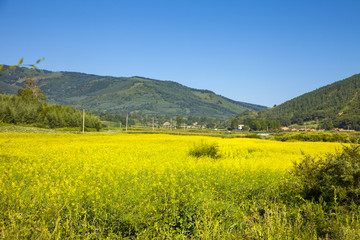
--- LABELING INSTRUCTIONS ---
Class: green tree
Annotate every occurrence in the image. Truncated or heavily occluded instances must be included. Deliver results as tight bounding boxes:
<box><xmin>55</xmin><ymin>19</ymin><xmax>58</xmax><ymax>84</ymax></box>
<box><xmin>230</xmin><ymin>117</ymin><xmax>240</xmax><ymax>130</ymax></box>
<box><xmin>176</xmin><ymin>116</ymin><xmax>183</xmax><ymax>128</ymax></box>
<box><xmin>322</xmin><ymin>120</ymin><xmax>334</xmax><ymax>130</ymax></box>
<box><xmin>206</xmin><ymin>119</ymin><xmax>216</xmax><ymax>129</ymax></box>
<box><xmin>199</xmin><ymin>116</ymin><xmax>208</xmax><ymax>128</ymax></box>
<box><xmin>18</xmin><ymin>76</ymin><xmax>46</xmax><ymax>101</ymax></box>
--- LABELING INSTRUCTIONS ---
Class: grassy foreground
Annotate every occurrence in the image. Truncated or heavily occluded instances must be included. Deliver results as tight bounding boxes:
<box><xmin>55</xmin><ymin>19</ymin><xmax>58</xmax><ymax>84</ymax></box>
<box><xmin>0</xmin><ymin>133</ymin><xmax>359</xmax><ymax>239</ymax></box>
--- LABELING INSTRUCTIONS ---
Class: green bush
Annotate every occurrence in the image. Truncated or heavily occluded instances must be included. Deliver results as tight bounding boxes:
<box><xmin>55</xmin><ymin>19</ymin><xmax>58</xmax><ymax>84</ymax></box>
<box><xmin>189</xmin><ymin>141</ymin><xmax>220</xmax><ymax>159</ymax></box>
<box><xmin>275</xmin><ymin>132</ymin><xmax>349</xmax><ymax>142</ymax></box>
<box><xmin>285</xmin><ymin>145</ymin><xmax>360</xmax><ymax>206</ymax></box>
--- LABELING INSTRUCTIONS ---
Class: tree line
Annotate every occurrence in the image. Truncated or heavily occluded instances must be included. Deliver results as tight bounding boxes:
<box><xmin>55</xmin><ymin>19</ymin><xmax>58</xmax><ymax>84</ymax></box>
<box><xmin>97</xmin><ymin>110</ymin><xmax>283</xmax><ymax>131</ymax></box>
<box><xmin>0</xmin><ymin>94</ymin><xmax>101</xmax><ymax>130</ymax></box>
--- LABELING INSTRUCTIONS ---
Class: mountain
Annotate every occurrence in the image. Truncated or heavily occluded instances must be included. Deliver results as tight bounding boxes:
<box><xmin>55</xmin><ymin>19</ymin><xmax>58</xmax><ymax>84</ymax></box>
<box><xmin>257</xmin><ymin>73</ymin><xmax>360</xmax><ymax>129</ymax></box>
<box><xmin>0</xmin><ymin>66</ymin><xmax>266</xmax><ymax>119</ymax></box>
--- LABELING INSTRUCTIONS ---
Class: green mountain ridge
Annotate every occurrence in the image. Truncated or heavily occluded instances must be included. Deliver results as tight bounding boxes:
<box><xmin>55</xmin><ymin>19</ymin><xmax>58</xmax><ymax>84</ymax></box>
<box><xmin>0</xmin><ymin>66</ymin><xmax>266</xmax><ymax>119</ymax></box>
<box><xmin>257</xmin><ymin>73</ymin><xmax>360</xmax><ymax>129</ymax></box>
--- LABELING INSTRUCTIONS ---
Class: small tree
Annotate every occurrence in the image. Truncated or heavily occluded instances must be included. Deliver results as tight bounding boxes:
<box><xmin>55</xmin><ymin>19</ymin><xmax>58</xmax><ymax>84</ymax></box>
<box><xmin>322</xmin><ymin>120</ymin><xmax>334</xmax><ymax>130</ymax></box>
<box><xmin>230</xmin><ymin>117</ymin><xmax>240</xmax><ymax>130</ymax></box>
<box><xmin>18</xmin><ymin>76</ymin><xmax>46</xmax><ymax>101</ymax></box>
<box><xmin>176</xmin><ymin>116</ymin><xmax>183</xmax><ymax>128</ymax></box>
<box><xmin>2</xmin><ymin>58</ymin><xmax>46</xmax><ymax>101</ymax></box>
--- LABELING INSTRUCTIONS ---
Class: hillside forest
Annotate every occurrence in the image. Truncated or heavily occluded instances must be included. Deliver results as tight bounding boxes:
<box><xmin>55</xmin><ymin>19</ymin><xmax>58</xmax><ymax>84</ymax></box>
<box><xmin>256</xmin><ymin>73</ymin><xmax>360</xmax><ymax>130</ymax></box>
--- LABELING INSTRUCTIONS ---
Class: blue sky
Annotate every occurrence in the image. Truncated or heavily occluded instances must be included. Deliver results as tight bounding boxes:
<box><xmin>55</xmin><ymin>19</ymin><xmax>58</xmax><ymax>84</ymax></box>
<box><xmin>1</xmin><ymin>0</ymin><xmax>359</xmax><ymax>107</ymax></box>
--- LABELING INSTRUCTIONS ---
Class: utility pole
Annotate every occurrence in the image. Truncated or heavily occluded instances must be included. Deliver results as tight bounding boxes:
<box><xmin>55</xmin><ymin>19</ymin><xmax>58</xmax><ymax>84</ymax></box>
<box><xmin>126</xmin><ymin>112</ymin><xmax>128</xmax><ymax>132</ymax></box>
<box><xmin>82</xmin><ymin>109</ymin><xmax>85</xmax><ymax>133</ymax></box>
<box><xmin>152</xmin><ymin>117</ymin><xmax>155</xmax><ymax>131</ymax></box>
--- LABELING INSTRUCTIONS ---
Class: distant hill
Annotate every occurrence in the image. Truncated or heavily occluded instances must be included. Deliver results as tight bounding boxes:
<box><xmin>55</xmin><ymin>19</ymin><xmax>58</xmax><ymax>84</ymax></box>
<box><xmin>0</xmin><ymin>66</ymin><xmax>266</xmax><ymax>119</ymax></box>
<box><xmin>258</xmin><ymin>73</ymin><xmax>360</xmax><ymax>129</ymax></box>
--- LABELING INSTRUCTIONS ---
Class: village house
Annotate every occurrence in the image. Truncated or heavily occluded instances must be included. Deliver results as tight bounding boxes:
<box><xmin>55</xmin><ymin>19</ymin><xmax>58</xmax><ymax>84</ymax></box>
<box><xmin>162</xmin><ymin>121</ymin><xmax>171</xmax><ymax>128</ymax></box>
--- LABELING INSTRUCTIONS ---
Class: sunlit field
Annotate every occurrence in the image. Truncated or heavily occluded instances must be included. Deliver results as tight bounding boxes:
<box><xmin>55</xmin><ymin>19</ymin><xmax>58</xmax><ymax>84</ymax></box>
<box><xmin>0</xmin><ymin>133</ymin><xmax>353</xmax><ymax>239</ymax></box>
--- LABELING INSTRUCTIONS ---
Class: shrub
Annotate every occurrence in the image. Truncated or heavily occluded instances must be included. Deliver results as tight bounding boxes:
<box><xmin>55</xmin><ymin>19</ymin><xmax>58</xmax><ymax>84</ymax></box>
<box><xmin>244</xmin><ymin>133</ymin><xmax>262</xmax><ymax>139</ymax></box>
<box><xmin>275</xmin><ymin>132</ymin><xmax>349</xmax><ymax>142</ymax></box>
<box><xmin>285</xmin><ymin>144</ymin><xmax>360</xmax><ymax>206</ymax></box>
<box><xmin>189</xmin><ymin>141</ymin><xmax>220</xmax><ymax>159</ymax></box>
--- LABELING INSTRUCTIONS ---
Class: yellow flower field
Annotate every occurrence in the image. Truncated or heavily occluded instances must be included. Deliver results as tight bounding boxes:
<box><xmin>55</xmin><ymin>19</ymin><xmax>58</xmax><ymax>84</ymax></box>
<box><xmin>0</xmin><ymin>133</ymin><xmax>345</xmax><ymax>239</ymax></box>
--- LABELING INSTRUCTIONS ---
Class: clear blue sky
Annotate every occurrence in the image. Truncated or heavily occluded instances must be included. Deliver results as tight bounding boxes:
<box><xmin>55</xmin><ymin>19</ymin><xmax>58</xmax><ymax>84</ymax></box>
<box><xmin>1</xmin><ymin>0</ymin><xmax>359</xmax><ymax>107</ymax></box>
